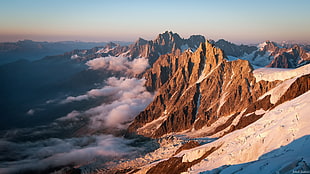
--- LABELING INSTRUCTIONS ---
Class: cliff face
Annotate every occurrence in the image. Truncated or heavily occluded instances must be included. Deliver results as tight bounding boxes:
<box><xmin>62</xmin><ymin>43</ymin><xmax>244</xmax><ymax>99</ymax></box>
<box><xmin>127</xmin><ymin>41</ymin><xmax>282</xmax><ymax>138</ymax></box>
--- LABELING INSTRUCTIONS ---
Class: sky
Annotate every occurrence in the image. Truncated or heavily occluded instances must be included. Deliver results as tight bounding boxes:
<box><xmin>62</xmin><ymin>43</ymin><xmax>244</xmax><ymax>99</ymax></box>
<box><xmin>0</xmin><ymin>0</ymin><xmax>309</xmax><ymax>44</ymax></box>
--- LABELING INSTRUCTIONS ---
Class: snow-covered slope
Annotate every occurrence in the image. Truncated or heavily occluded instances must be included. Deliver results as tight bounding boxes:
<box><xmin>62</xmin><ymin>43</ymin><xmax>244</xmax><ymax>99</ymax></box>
<box><xmin>253</xmin><ymin>63</ymin><xmax>310</xmax><ymax>82</ymax></box>
<box><xmin>179</xmin><ymin>90</ymin><xmax>310</xmax><ymax>173</ymax></box>
<box><xmin>202</xmin><ymin>135</ymin><xmax>310</xmax><ymax>174</ymax></box>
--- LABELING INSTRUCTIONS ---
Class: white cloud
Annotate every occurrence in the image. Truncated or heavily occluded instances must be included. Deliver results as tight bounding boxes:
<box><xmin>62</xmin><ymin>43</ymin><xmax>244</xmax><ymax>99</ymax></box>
<box><xmin>57</xmin><ymin>110</ymin><xmax>80</xmax><ymax>121</ymax></box>
<box><xmin>88</xmin><ymin>78</ymin><xmax>153</xmax><ymax>129</ymax></box>
<box><xmin>0</xmin><ymin>135</ymin><xmax>141</xmax><ymax>174</ymax></box>
<box><xmin>26</xmin><ymin>109</ymin><xmax>35</xmax><ymax>115</ymax></box>
<box><xmin>60</xmin><ymin>77</ymin><xmax>154</xmax><ymax>129</ymax></box>
<box><xmin>86</xmin><ymin>56</ymin><xmax>149</xmax><ymax>75</ymax></box>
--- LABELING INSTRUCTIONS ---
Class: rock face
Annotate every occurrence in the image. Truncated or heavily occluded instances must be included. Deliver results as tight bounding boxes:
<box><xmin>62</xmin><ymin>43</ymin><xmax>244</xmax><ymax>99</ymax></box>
<box><xmin>127</xmin><ymin>41</ymin><xmax>281</xmax><ymax>138</ymax></box>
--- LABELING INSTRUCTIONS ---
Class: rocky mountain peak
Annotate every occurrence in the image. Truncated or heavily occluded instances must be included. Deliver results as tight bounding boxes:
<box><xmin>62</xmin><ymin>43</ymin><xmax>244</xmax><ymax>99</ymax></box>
<box><xmin>259</xmin><ymin>40</ymin><xmax>278</xmax><ymax>52</ymax></box>
<box><xmin>155</xmin><ymin>31</ymin><xmax>182</xmax><ymax>45</ymax></box>
<box><xmin>143</xmin><ymin>41</ymin><xmax>224</xmax><ymax>91</ymax></box>
<box><xmin>214</xmin><ymin>39</ymin><xmax>257</xmax><ymax>57</ymax></box>
<box><xmin>105</xmin><ymin>42</ymin><xmax>119</xmax><ymax>49</ymax></box>
<box><xmin>124</xmin><ymin>31</ymin><xmax>206</xmax><ymax>65</ymax></box>
<box><xmin>135</xmin><ymin>37</ymin><xmax>149</xmax><ymax>46</ymax></box>
<box><xmin>188</xmin><ymin>35</ymin><xmax>205</xmax><ymax>42</ymax></box>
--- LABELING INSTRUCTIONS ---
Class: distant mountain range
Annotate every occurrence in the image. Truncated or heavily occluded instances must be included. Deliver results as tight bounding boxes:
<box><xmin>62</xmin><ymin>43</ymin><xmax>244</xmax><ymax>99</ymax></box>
<box><xmin>215</xmin><ymin>39</ymin><xmax>310</xmax><ymax>68</ymax></box>
<box><xmin>0</xmin><ymin>40</ymin><xmax>132</xmax><ymax>65</ymax></box>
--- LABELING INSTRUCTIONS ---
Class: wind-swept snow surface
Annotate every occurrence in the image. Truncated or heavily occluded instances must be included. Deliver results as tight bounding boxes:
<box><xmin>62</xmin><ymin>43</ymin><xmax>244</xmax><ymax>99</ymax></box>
<box><xmin>253</xmin><ymin>63</ymin><xmax>310</xmax><ymax>82</ymax></box>
<box><xmin>202</xmin><ymin>135</ymin><xmax>310</xmax><ymax>174</ymax></box>
<box><xmin>180</xmin><ymin>90</ymin><xmax>310</xmax><ymax>173</ymax></box>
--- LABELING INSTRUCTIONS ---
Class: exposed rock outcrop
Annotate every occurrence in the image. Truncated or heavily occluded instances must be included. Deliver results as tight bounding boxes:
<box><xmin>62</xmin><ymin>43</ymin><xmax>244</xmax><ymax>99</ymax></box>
<box><xmin>173</xmin><ymin>141</ymin><xmax>201</xmax><ymax>156</ymax></box>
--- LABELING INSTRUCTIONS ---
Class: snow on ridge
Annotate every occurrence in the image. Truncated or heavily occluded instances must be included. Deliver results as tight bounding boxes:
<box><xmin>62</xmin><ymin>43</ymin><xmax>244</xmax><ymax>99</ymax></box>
<box><xmin>195</xmin><ymin>93</ymin><xmax>201</xmax><ymax>117</ymax></box>
<box><xmin>137</xmin><ymin>114</ymin><xmax>168</xmax><ymax>136</ymax></box>
<box><xmin>196</xmin><ymin>63</ymin><xmax>221</xmax><ymax>84</ymax></box>
<box><xmin>253</xmin><ymin>63</ymin><xmax>310</xmax><ymax>82</ymax></box>
<box><xmin>258</xmin><ymin>78</ymin><xmax>296</xmax><ymax>104</ymax></box>
<box><xmin>96</xmin><ymin>47</ymin><xmax>115</xmax><ymax>54</ymax></box>
<box><xmin>71</xmin><ymin>54</ymin><xmax>80</xmax><ymax>59</ymax></box>
<box><xmin>257</xmin><ymin>42</ymin><xmax>267</xmax><ymax>50</ymax></box>
<box><xmin>181</xmin><ymin>90</ymin><xmax>310</xmax><ymax>173</ymax></box>
<box><xmin>226</xmin><ymin>56</ymin><xmax>239</xmax><ymax>62</ymax></box>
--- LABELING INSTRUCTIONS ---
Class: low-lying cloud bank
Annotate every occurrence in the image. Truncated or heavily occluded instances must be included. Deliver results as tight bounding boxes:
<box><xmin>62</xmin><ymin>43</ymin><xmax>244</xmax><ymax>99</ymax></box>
<box><xmin>60</xmin><ymin>77</ymin><xmax>154</xmax><ymax>129</ymax></box>
<box><xmin>86</xmin><ymin>56</ymin><xmax>149</xmax><ymax>75</ymax></box>
<box><xmin>0</xmin><ymin>135</ymin><xmax>143</xmax><ymax>174</ymax></box>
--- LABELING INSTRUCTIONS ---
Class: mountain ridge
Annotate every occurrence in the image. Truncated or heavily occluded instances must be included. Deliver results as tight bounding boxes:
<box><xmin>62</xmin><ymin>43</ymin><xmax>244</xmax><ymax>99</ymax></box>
<box><xmin>127</xmin><ymin>41</ymin><xmax>286</xmax><ymax>138</ymax></box>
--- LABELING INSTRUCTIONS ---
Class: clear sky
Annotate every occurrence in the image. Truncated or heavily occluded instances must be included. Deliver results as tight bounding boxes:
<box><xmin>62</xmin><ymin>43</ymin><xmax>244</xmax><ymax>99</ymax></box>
<box><xmin>0</xmin><ymin>0</ymin><xmax>309</xmax><ymax>44</ymax></box>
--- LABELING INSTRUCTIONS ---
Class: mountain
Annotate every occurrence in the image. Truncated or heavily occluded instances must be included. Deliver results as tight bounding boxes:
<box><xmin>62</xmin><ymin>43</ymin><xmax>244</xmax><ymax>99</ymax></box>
<box><xmin>122</xmin><ymin>41</ymin><xmax>310</xmax><ymax>173</ymax></box>
<box><xmin>218</xmin><ymin>40</ymin><xmax>310</xmax><ymax>68</ymax></box>
<box><xmin>67</xmin><ymin>31</ymin><xmax>205</xmax><ymax>65</ymax></box>
<box><xmin>129</xmin><ymin>41</ymin><xmax>303</xmax><ymax>138</ymax></box>
<box><xmin>141</xmin><ymin>90</ymin><xmax>310</xmax><ymax>174</ymax></box>
<box><xmin>130</xmin><ymin>42</ymin><xmax>310</xmax><ymax>138</ymax></box>
<box><xmin>60</xmin><ymin>31</ymin><xmax>205</xmax><ymax>67</ymax></box>
<box><xmin>214</xmin><ymin>39</ymin><xmax>257</xmax><ymax>57</ymax></box>
<box><xmin>123</xmin><ymin>31</ymin><xmax>205</xmax><ymax>65</ymax></box>
<box><xmin>266</xmin><ymin>43</ymin><xmax>310</xmax><ymax>68</ymax></box>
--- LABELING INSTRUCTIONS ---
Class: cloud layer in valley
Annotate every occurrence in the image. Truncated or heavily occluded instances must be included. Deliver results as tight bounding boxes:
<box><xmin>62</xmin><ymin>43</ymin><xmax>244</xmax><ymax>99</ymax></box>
<box><xmin>0</xmin><ymin>135</ymin><xmax>143</xmax><ymax>174</ymax></box>
<box><xmin>60</xmin><ymin>77</ymin><xmax>154</xmax><ymax>129</ymax></box>
<box><xmin>86</xmin><ymin>56</ymin><xmax>149</xmax><ymax>75</ymax></box>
